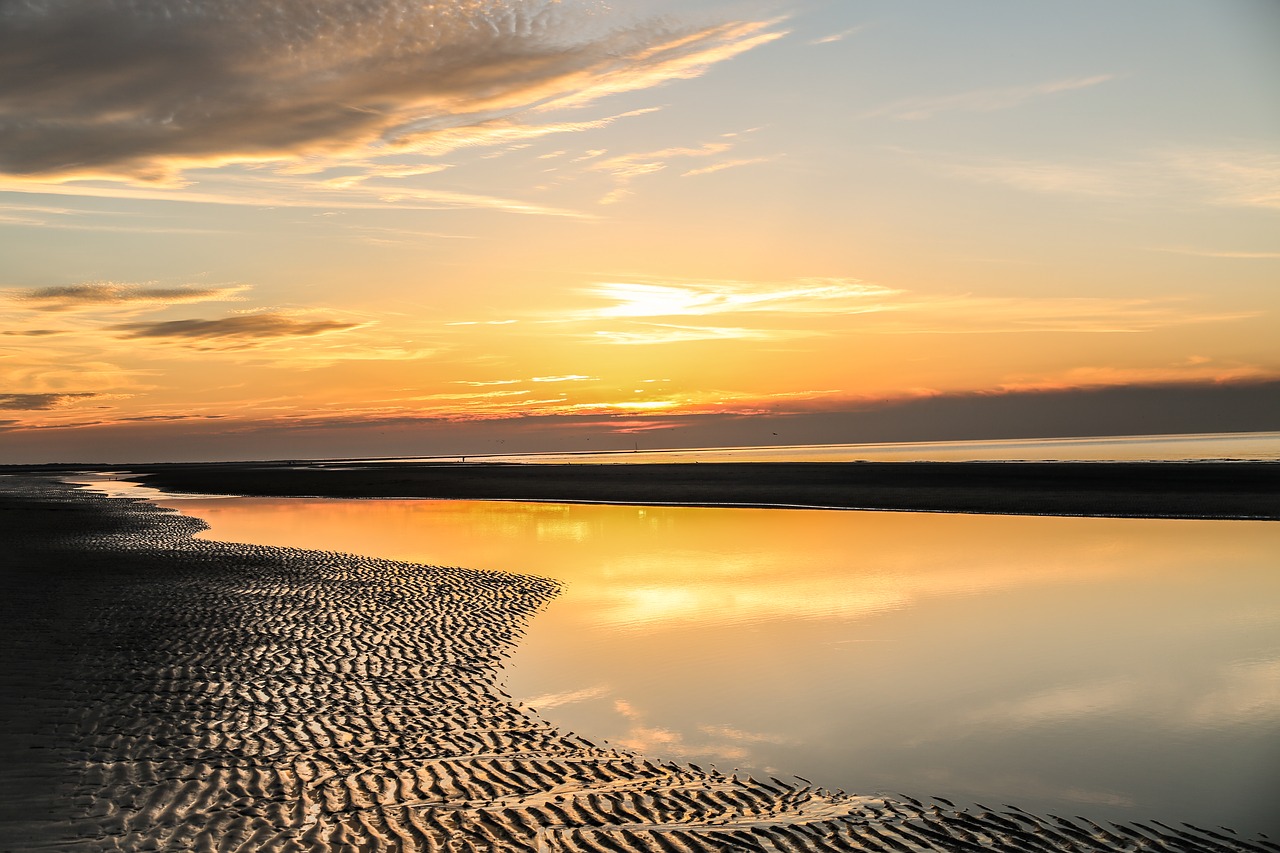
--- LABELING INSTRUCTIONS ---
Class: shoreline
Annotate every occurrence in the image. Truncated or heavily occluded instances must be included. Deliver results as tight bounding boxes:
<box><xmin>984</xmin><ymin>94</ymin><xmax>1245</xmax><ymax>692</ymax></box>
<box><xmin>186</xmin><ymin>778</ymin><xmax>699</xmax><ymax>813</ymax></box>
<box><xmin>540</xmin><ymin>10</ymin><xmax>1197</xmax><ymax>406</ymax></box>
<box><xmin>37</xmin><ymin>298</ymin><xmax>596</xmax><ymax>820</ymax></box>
<box><xmin>97</xmin><ymin>460</ymin><xmax>1280</xmax><ymax>519</ymax></box>
<box><xmin>2</xmin><ymin>474</ymin><xmax>1277</xmax><ymax>850</ymax></box>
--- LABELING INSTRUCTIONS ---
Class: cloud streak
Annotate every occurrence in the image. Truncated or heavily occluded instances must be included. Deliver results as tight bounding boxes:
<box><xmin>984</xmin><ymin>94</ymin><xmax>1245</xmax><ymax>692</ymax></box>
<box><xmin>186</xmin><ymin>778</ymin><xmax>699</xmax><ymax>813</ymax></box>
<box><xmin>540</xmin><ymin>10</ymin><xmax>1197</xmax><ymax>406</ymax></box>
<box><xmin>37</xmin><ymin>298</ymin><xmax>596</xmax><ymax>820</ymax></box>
<box><xmin>0</xmin><ymin>165</ymin><xmax>593</xmax><ymax>217</ymax></box>
<box><xmin>590</xmin><ymin>141</ymin><xmax>734</xmax><ymax>203</ymax></box>
<box><xmin>447</xmin><ymin>276</ymin><xmax>1263</xmax><ymax>349</ymax></box>
<box><xmin>592</xmin><ymin>323</ymin><xmax>815</xmax><ymax>345</ymax></box>
<box><xmin>868</xmin><ymin>295</ymin><xmax>1261</xmax><ymax>335</ymax></box>
<box><xmin>0</xmin><ymin>1</ymin><xmax>784</xmax><ymax>183</ymax></box>
<box><xmin>863</xmin><ymin>74</ymin><xmax>1114</xmax><ymax>121</ymax></box>
<box><xmin>580</xmin><ymin>278</ymin><xmax>900</xmax><ymax>318</ymax></box>
<box><xmin>680</xmin><ymin>156</ymin><xmax>774</xmax><ymax>177</ymax></box>
<box><xmin>111</xmin><ymin>312</ymin><xmax>364</xmax><ymax>346</ymax></box>
<box><xmin>809</xmin><ymin>25</ymin><xmax>868</xmax><ymax>46</ymax></box>
<box><xmin>0</xmin><ymin>392</ymin><xmax>98</xmax><ymax>411</ymax></box>
<box><xmin>934</xmin><ymin>146</ymin><xmax>1280</xmax><ymax>210</ymax></box>
<box><xmin>517</xmin><ymin>276</ymin><xmax>1267</xmax><ymax>348</ymax></box>
<box><xmin>10</xmin><ymin>282</ymin><xmax>249</xmax><ymax>311</ymax></box>
<box><xmin>1148</xmin><ymin>247</ymin><xmax>1280</xmax><ymax>260</ymax></box>
<box><xmin>381</xmin><ymin>107</ymin><xmax>662</xmax><ymax>159</ymax></box>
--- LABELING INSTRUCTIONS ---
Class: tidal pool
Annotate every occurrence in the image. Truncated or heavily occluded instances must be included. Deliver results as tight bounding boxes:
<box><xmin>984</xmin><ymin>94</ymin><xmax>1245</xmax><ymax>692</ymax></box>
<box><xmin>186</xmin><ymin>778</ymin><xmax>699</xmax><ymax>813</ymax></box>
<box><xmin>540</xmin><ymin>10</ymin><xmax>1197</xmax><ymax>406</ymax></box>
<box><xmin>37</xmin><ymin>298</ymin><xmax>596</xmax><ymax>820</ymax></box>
<box><xmin>77</xmin><ymin>480</ymin><xmax>1280</xmax><ymax>836</ymax></box>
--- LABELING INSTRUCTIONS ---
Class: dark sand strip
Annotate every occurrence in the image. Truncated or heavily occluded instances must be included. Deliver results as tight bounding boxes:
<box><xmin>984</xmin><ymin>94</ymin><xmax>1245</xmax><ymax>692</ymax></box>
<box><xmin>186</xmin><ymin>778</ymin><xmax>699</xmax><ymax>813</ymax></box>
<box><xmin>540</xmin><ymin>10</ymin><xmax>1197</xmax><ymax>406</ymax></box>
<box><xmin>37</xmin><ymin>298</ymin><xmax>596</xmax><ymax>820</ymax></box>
<box><xmin>118</xmin><ymin>460</ymin><xmax>1280</xmax><ymax>519</ymax></box>
<box><xmin>2</xmin><ymin>475</ymin><xmax>1275</xmax><ymax>851</ymax></box>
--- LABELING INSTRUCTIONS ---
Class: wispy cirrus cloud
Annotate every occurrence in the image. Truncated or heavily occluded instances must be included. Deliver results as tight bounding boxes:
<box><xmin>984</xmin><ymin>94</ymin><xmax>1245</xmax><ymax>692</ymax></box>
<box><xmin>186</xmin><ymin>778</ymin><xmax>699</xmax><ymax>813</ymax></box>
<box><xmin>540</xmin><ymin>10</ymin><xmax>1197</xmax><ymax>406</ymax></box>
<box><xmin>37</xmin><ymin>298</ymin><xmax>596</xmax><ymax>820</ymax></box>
<box><xmin>587</xmin><ymin>124</ymin><xmax>774</xmax><ymax>203</ymax></box>
<box><xmin>0</xmin><ymin>170</ymin><xmax>589</xmax><ymax>218</ymax></box>
<box><xmin>0</xmin><ymin>199</ymin><xmax>232</xmax><ymax>234</ymax></box>
<box><xmin>1166</xmin><ymin>147</ymin><xmax>1280</xmax><ymax>211</ymax></box>
<box><xmin>275</xmin><ymin>340</ymin><xmax>440</xmax><ymax>367</ymax></box>
<box><xmin>9</xmin><ymin>282</ymin><xmax>249</xmax><ymax>312</ymax></box>
<box><xmin>565</xmin><ymin>280</ymin><xmax>1263</xmax><ymax>346</ymax></box>
<box><xmin>1146</xmin><ymin>246</ymin><xmax>1280</xmax><ymax>260</ymax></box>
<box><xmin>580</xmin><ymin>278</ymin><xmax>900</xmax><ymax>318</ymax></box>
<box><xmin>592</xmin><ymin>323</ymin><xmax>815</xmax><ymax>345</ymax></box>
<box><xmin>941</xmin><ymin>158</ymin><xmax>1126</xmax><ymax>197</ymax></box>
<box><xmin>590</xmin><ymin>140</ymin><xmax>733</xmax><ymax>203</ymax></box>
<box><xmin>453</xmin><ymin>276</ymin><xmax>1258</xmax><ymax>348</ymax></box>
<box><xmin>0</xmin><ymin>1</ymin><xmax>785</xmax><ymax>185</ymax></box>
<box><xmin>809</xmin><ymin>24</ymin><xmax>869</xmax><ymax>46</ymax></box>
<box><xmin>680</xmin><ymin>155</ymin><xmax>775</xmax><ymax>177</ymax></box>
<box><xmin>863</xmin><ymin>74</ymin><xmax>1114</xmax><ymax>121</ymax></box>
<box><xmin>934</xmin><ymin>145</ymin><xmax>1280</xmax><ymax>210</ymax></box>
<box><xmin>443</xmin><ymin>278</ymin><xmax>890</xmax><ymax>335</ymax></box>
<box><xmin>312</xmin><ymin>163</ymin><xmax>452</xmax><ymax>190</ymax></box>
<box><xmin>382</xmin><ymin>107</ymin><xmax>663</xmax><ymax>159</ymax></box>
<box><xmin>866</xmin><ymin>295</ymin><xmax>1261</xmax><ymax>335</ymax></box>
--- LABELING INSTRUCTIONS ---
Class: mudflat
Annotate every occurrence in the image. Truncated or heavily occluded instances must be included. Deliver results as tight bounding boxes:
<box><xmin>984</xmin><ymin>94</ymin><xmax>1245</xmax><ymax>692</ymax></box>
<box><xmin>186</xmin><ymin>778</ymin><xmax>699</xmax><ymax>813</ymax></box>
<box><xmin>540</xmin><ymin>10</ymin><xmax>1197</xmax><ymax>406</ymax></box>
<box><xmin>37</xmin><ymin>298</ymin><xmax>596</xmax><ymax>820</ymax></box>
<box><xmin>118</xmin><ymin>460</ymin><xmax>1280</xmax><ymax>519</ymax></box>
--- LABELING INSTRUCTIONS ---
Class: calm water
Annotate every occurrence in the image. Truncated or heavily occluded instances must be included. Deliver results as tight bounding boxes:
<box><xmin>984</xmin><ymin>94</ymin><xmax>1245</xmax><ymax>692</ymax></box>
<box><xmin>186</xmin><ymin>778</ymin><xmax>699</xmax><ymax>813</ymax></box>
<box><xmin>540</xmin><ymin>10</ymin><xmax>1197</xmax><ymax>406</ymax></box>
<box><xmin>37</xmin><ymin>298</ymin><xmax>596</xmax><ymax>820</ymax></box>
<box><xmin>71</xmin><ymin>477</ymin><xmax>1280</xmax><ymax>837</ymax></box>
<box><xmin>340</xmin><ymin>430</ymin><xmax>1280</xmax><ymax>465</ymax></box>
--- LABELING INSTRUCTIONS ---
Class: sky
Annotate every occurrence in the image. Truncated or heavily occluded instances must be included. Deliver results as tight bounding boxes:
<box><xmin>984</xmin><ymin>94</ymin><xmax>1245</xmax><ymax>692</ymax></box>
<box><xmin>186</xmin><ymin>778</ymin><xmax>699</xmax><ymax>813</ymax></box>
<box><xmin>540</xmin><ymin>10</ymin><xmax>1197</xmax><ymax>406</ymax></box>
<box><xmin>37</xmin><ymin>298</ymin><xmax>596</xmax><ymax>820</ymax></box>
<box><xmin>1</xmin><ymin>0</ymin><xmax>1278</xmax><ymax>462</ymax></box>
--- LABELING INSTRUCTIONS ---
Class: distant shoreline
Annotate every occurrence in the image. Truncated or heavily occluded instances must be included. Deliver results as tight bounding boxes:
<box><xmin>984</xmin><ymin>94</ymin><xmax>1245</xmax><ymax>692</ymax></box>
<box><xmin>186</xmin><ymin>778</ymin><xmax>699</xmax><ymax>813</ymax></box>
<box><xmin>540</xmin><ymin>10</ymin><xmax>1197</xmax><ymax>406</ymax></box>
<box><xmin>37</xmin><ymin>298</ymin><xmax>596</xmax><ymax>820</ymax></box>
<box><xmin>60</xmin><ymin>459</ymin><xmax>1280</xmax><ymax>519</ymax></box>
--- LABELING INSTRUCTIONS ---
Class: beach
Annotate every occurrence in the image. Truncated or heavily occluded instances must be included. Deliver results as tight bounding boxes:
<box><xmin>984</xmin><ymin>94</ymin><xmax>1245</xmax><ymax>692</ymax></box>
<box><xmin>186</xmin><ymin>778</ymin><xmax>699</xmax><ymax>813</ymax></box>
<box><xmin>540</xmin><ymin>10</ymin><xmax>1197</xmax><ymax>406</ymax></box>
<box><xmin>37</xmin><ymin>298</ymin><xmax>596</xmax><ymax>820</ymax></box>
<box><xmin>2</xmin><ymin>472</ymin><xmax>1278</xmax><ymax>850</ymax></box>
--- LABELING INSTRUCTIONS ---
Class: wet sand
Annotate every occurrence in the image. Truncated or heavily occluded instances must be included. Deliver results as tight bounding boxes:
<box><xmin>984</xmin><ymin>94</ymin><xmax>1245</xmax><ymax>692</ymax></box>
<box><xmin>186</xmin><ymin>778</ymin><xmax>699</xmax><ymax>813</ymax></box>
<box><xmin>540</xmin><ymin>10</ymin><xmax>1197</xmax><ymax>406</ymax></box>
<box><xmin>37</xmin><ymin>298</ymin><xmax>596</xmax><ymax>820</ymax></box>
<box><xmin>2</xmin><ymin>474</ymin><xmax>1277</xmax><ymax>851</ymax></box>
<box><xmin>114</xmin><ymin>460</ymin><xmax>1280</xmax><ymax>519</ymax></box>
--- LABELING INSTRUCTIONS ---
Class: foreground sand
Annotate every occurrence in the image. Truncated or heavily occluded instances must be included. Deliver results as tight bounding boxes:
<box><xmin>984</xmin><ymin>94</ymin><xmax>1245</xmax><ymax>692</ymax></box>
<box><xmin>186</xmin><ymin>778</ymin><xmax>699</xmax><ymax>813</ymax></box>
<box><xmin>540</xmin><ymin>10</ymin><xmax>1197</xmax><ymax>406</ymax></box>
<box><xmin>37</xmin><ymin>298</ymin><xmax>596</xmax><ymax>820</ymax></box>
<box><xmin>117</xmin><ymin>460</ymin><xmax>1280</xmax><ymax>520</ymax></box>
<box><xmin>2</xmin><ymin>475</ymin><xmax>1276</xmax><ymax>852</ymax></box>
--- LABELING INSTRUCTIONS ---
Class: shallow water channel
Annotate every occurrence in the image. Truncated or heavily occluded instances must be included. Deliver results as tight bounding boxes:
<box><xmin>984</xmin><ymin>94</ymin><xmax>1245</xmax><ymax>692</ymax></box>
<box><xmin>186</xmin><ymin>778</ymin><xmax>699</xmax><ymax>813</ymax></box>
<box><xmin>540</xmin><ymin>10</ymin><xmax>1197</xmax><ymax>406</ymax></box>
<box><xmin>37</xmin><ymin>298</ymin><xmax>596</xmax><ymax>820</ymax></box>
<box><xmin>78</xmin><ymin>480</ymin><xmax>1280</xmax><ymax>836</ymax></box>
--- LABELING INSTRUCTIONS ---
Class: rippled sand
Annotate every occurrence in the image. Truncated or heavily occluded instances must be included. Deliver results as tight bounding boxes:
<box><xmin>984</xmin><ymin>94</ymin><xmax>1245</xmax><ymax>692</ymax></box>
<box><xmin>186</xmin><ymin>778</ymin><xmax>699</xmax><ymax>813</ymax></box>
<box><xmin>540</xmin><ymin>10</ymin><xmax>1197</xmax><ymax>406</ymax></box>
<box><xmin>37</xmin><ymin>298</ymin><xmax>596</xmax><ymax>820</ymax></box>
<box><xmin>2</xmin><ymin>475</ymin><xmax>1275</xmax><ymax>851</ymax></box>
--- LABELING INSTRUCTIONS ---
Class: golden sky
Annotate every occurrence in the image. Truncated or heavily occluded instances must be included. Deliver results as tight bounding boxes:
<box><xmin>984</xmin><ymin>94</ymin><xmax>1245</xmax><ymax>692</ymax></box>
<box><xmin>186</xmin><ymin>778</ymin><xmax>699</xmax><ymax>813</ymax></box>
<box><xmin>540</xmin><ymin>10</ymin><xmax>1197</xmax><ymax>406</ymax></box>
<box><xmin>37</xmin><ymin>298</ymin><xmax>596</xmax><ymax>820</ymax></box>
<box><xmin>1</xmin><ymin>0</ymin><xmax>1277</xmax><ymax>461</ymax></box>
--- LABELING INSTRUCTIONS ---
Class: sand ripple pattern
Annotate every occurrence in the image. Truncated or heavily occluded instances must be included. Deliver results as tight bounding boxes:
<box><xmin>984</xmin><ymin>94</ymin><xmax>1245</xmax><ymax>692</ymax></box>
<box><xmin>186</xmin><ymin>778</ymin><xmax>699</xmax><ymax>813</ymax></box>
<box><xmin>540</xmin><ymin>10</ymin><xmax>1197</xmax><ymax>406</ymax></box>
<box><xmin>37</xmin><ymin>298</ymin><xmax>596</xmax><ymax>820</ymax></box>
<box><xmin>2</xmin><ymin>477</ymin><xmax>1275</xmax><ymax>852</ymax></box>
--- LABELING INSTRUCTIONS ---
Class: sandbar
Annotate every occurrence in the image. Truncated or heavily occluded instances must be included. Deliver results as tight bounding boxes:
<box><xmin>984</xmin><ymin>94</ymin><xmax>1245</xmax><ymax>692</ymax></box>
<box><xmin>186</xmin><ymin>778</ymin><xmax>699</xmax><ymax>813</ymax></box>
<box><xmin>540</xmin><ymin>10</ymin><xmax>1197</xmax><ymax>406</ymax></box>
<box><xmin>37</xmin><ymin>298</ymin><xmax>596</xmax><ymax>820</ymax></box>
<box><xmin>106</xmin><ymin>459</ymin><xmax>1280</xmax><ymax>519</ymax></box>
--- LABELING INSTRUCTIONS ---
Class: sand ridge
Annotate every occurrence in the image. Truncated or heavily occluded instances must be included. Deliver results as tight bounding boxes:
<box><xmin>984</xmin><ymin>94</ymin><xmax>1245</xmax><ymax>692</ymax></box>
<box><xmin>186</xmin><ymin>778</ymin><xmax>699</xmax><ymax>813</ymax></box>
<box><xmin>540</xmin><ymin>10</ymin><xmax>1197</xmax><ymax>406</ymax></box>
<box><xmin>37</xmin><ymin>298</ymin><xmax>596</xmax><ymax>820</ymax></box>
<box><xmin>1</xmin><ymin>475</ymin><xmax>1276</xmax><ymax>852</ymax></box>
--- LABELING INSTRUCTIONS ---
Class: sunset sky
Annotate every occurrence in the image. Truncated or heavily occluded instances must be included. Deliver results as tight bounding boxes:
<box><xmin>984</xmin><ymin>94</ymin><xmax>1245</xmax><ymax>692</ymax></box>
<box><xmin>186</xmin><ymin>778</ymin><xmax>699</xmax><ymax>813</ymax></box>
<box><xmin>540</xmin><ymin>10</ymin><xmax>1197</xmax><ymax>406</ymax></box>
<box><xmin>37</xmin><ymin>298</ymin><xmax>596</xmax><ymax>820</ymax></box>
<box><xmin>2</xmin><ymin>0</ymin><xmax>1277</xmax><ymax>462</ymax></box>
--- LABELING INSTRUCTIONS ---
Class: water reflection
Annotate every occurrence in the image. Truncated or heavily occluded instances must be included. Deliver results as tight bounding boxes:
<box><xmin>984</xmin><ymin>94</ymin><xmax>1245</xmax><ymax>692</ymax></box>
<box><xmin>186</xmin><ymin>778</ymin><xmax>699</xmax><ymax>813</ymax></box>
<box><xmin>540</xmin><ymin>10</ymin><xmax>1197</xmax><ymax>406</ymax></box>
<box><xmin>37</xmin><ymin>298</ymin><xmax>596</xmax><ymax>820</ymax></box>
<box><xmin>74</xmin><ymin>483</ymin><xmax>1280</xmax><ymax>836</ymax></box>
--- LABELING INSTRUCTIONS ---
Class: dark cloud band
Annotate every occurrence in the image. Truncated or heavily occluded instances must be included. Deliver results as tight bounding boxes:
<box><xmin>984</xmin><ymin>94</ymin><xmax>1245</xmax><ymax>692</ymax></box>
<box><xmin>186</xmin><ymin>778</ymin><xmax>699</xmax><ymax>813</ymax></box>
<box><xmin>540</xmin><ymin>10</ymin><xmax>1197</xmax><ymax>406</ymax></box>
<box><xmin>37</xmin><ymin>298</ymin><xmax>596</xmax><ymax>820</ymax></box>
<box><xmin>0</xmin><ymin>392</ymin><xmax>98</xmax><ymax>411</ymax></box>
<box><xmin>111</xmin><ymin>313</ymin><xmax>362</xmax><ymax>342</ymax></box>
<box><xmin>11</xmin><ymin>282</ymin><xmax>247</xmax><ymax>310</ymax></box>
